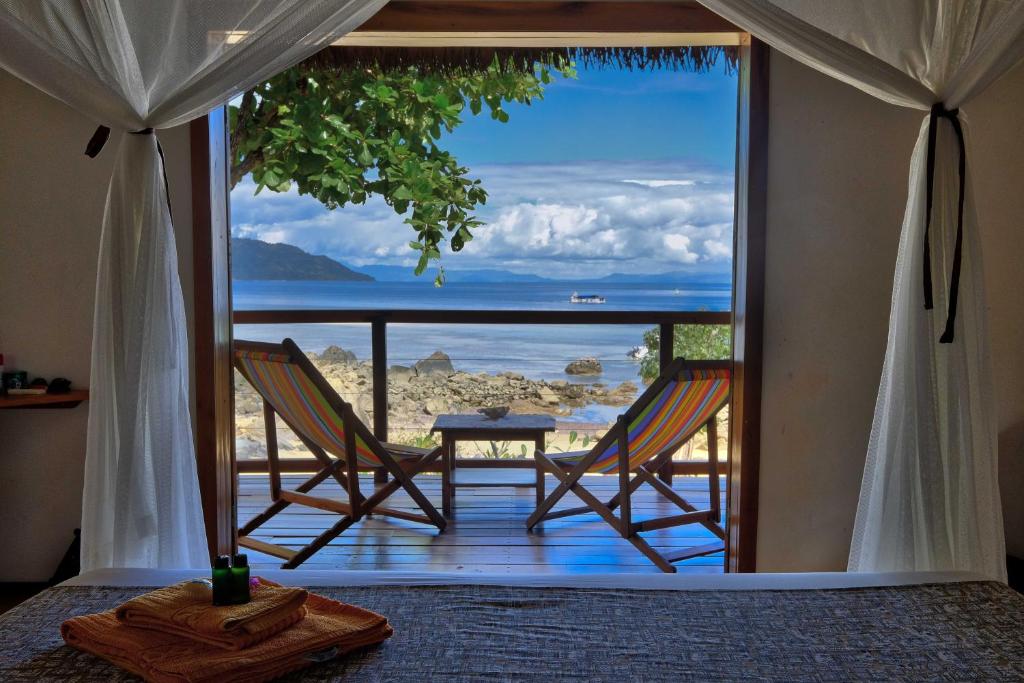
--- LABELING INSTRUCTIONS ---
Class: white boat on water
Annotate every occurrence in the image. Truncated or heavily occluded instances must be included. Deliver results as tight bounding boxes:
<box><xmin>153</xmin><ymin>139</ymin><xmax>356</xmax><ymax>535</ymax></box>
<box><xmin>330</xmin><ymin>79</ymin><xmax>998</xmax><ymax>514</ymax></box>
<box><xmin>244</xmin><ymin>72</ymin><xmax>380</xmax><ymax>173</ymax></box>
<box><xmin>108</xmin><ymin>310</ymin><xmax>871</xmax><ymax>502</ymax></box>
<box><xmin>570</xmin><ymin>291</ymin><xmax>606</xmax><ymax>304</ymax></box>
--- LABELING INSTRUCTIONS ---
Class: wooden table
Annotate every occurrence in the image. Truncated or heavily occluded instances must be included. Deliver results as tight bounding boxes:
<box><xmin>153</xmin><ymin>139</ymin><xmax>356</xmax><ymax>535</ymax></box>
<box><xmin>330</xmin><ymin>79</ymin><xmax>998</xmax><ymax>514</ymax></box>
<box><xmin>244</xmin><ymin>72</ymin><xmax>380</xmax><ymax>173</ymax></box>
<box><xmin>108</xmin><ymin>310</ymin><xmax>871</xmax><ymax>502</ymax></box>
<box><xmin>431</xmin><ymin>414</ymin><xmax>556</xmax><ymax>517</ymax></box>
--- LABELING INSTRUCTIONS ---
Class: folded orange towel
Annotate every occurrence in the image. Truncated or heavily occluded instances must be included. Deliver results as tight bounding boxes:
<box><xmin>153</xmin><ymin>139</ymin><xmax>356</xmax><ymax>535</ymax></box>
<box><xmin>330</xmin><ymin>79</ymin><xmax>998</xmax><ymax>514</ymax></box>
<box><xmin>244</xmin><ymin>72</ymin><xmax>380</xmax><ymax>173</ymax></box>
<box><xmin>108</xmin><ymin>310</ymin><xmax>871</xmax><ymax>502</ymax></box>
<box><xmin>62</xmin><ymin>591</ymin><xmax>393</xmax><ymax>683</ymax></box>
<box><xmin>114</xmin><ymin>578</ymin><xmax>308</xmax><ymax>650</ymax></box>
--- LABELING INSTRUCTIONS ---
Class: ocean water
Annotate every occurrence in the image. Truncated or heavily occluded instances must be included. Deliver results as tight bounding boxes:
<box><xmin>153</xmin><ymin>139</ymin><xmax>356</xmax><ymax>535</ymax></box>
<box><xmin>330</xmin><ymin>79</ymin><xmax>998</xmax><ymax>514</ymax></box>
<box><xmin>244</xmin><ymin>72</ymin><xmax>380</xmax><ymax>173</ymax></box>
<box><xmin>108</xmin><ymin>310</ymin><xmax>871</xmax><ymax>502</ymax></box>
<box><xmin>233</xmin><ymin>280</ymin><xmax>731</xmax><ymax>423</ymax></box>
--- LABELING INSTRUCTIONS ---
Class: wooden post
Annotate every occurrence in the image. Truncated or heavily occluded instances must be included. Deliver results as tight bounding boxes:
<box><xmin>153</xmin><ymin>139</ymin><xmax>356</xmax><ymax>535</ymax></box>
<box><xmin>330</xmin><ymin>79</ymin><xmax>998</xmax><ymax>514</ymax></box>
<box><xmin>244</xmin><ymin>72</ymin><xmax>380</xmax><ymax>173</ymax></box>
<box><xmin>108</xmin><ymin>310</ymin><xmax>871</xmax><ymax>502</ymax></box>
<box><xmin>658</xmin><ymin>322</ymin><xmax>674</xmax><ymax>485</ymax></box>
<box><xmin>727</xmin><ymin>36</ymin><xmax>769</xmax><ymax>573</ymax></box>
<box><xmin>342</xmin><ymin>403</ymin><xmax>362</xmax><ymax>517</ymax></box>
<box><xmin>617</xmin><ymin>417</ymin><xmax>631</xmax><ymax>537</ymax></box>
<box><xmin>190</xmin><ymin>110</ymin><xmax>236</xmax><ymax>560</ymax></box>
<box><xmin>264</xmin><ymin>400</ymin><xmax>281</xmax><ymax>501</ymax></box>
<box><xmin>659</xmin><ymin>322</ymin><xmax>674</xmax><ymax>371</ymax></box>
<box><xmin>707</xmin><ymin>416</ymin><xmax>719</xmax><ymax>518</ymax></box>
<box><xmin>371</xmin><ymin>318</ymin><xmax>389</xmax><ymax>484</ymax></box>
<box><xmin>441</xmin><ymin>433</ymin><xmax>454</xmax><ymax>517</ymax></box>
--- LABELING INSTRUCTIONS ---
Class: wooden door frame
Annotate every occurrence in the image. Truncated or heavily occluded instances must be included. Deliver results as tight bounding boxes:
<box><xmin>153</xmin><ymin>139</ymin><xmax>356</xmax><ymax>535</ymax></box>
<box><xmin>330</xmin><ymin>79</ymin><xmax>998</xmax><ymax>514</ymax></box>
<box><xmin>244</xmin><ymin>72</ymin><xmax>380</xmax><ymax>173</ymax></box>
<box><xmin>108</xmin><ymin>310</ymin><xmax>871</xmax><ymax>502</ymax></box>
<box><xmin>190</xmin><ymin>108</ymin><xmax>236</xmax><ymax>560</ymax></box>
<box><xmin>727</xmin><ymin>36</ymin><xmax>767</xmax><ymax>572</ymax></box>
<box><xmin>190</xmin><ymin>3</ymin><xmax>768</xmax><ymax>571</ymax></box>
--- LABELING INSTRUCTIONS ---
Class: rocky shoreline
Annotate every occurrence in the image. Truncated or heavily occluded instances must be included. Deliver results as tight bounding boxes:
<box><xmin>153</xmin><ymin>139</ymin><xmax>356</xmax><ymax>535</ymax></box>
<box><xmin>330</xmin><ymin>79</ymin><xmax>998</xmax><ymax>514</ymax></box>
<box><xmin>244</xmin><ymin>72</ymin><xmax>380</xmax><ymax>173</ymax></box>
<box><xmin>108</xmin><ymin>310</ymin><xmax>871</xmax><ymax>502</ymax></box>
<box><xmin>234</xmin><ymin>347</ymin><xmax>641</xmax><ymax>460</ymax></box>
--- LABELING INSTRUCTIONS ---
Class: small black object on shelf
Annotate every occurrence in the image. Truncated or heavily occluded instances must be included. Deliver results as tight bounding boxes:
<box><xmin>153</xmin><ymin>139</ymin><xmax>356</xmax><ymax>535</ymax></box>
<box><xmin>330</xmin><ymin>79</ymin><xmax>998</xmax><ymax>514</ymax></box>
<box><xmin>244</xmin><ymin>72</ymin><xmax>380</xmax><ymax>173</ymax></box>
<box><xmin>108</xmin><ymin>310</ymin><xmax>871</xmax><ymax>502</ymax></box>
<box><xmin>47</xmin><ymin>378</ymin><xmax>71</xmax><ymax>394</ymax></box>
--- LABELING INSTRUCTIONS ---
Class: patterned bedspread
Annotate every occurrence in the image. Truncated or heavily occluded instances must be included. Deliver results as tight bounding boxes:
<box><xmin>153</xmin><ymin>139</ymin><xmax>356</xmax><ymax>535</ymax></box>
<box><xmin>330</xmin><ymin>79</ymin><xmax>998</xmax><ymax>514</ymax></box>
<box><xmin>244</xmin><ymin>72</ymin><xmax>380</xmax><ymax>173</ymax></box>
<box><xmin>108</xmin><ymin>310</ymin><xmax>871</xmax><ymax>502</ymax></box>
<box><xmin>1</xmin><ymin>581</ymin><xmax>1023</xmax><ymax>681</ymax></box>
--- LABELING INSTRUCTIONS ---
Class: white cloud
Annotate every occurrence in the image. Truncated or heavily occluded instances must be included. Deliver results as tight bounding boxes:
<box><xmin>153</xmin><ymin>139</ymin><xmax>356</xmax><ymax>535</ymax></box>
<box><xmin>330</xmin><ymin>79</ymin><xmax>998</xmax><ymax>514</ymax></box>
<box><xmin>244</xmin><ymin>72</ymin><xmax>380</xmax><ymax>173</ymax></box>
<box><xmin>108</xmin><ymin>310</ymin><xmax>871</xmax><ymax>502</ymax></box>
<box><xmin>703</xmin><ymin>239</ymin><xmax>732</xmax><ymax>260</ymax></box>
<box><xmin>662</xmin><ymin>234</ymin><xmax>699</xmax><ymax>264</ymax></box>
<box><xmin>622</xmin><ymin>179</ymin><xmax>696</xmax><ymax>188</ymax></box>
<box><xmin>229</xmin><ymin>159</ymin><xmax>734</xmax><ymax>279</ymax></box>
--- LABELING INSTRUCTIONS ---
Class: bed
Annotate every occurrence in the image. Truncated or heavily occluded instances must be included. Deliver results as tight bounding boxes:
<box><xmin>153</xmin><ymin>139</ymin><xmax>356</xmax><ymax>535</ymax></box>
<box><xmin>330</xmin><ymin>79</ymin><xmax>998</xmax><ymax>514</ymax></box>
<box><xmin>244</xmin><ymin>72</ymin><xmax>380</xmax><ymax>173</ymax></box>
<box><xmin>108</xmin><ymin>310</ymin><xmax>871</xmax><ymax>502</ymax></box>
<box><xmin>2</xmin><ymin>569</ymin><xmax>1022</xmax><ymax>681</ymax></box>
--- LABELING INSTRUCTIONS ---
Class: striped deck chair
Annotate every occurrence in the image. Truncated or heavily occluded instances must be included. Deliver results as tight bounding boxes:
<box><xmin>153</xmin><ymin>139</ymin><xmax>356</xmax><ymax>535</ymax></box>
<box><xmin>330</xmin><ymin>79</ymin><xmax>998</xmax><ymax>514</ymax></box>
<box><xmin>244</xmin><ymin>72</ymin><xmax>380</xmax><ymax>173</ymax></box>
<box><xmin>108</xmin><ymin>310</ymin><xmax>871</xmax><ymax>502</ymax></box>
<box><xmin>234</xmin><ymin>338</ymin><xmax>445</xmax><ymax>568</ymax></box>
<box><xmin>526</xmin><ymin>357</ymin><xmax>729</xmax><ymax>573</ymax></box>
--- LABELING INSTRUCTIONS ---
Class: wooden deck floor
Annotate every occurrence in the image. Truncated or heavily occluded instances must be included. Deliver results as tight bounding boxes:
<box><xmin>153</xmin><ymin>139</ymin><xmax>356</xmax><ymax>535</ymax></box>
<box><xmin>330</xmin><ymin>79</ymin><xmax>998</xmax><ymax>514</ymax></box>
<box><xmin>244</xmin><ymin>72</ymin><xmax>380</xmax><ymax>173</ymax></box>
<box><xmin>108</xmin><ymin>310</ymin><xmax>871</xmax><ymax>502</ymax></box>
<box><xmin>239</xmin><ymin>469</ymin><xmax>726</xmax><ymax>574</ymax></box>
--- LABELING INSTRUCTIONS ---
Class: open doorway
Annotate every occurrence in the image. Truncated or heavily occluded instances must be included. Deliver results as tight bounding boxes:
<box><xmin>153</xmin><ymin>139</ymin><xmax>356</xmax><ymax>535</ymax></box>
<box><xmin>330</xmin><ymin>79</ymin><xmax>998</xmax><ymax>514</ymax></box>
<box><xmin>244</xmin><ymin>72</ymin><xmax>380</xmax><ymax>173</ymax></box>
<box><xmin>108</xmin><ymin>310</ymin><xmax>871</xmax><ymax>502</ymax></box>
<box><xmin>192</xmin><ymin>3</ymin><xmax>765</xmax><ymax>574</ymax></box>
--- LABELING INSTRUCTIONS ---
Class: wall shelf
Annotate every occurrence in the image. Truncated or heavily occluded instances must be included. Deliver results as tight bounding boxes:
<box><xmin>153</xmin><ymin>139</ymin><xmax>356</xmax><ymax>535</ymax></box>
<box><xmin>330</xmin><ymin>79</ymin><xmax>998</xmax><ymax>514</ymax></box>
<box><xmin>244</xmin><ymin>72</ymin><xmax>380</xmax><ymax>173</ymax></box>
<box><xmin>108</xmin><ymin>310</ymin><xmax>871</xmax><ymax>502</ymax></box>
<box><xmin>0</xmin><ymin>390</ymin><xmax>89</xmax><ymax>410</ymax></box>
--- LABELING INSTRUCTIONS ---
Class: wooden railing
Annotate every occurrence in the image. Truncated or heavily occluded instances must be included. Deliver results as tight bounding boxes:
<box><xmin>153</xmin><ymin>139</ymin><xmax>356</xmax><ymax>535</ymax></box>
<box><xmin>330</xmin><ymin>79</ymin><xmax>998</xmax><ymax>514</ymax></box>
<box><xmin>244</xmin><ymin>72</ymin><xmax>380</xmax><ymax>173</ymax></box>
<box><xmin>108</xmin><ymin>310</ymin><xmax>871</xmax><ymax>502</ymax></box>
<box><xmin>232</xmin><ymin>308</ymin><xmax>732</xmax><ymax>480</ymax></box>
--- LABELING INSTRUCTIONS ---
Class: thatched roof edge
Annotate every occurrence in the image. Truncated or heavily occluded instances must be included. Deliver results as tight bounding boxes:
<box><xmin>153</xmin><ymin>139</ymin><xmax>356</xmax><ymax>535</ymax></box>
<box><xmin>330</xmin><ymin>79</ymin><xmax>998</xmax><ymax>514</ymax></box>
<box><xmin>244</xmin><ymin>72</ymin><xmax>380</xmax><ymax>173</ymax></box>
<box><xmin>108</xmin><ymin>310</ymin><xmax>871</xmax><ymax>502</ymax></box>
<box><xmin>303</xmin><ymin>45</ymin><xmax>738</xmax><ymax>75</ymax></box>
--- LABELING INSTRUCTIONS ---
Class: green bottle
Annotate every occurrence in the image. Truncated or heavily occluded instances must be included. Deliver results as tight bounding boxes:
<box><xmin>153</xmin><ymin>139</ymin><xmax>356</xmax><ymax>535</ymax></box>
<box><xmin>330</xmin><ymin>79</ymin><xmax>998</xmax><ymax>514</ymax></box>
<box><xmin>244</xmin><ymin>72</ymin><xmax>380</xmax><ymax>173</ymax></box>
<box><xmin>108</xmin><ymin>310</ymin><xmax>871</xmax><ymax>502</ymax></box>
<box><xmin>230</xmin><ymin>553</ymin><xmax>251</xmax><ymax>605</ymax></box>
<box><xmin>212</xmin><ymin>555</ymin><xmax>232</xmax><ymax>606</ymax></box>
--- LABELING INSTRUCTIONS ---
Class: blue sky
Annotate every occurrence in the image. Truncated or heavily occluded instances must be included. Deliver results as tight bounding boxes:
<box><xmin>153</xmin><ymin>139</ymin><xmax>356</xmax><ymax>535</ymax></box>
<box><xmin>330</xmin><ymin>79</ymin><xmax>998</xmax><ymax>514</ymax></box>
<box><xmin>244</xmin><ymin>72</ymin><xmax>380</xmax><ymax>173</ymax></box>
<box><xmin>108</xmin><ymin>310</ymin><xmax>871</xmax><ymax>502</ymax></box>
<box><xmin>444</xmin><ymin>66</ymin><xmax>737</xmax><ymax>165</ymax></box>
<box><xmin>231</xmin><ymin>61</ymin><xmax>738</xmax><ymax>279</ymax></box>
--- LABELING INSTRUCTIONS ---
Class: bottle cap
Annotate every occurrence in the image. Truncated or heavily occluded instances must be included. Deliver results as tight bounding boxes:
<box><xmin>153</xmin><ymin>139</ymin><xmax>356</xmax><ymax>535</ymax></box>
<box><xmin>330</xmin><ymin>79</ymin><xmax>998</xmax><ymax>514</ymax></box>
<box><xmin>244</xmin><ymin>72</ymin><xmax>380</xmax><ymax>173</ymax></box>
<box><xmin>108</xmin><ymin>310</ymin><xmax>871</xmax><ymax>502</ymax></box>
<box><xmin>214</xmin><ymin>555</ymin><xmax>230</xmax><ymax>569</ymax></box>
<box><xmin>232</xmin><ymin>553</ymin><xmax>248</xmax><ymax>567</ymax></box>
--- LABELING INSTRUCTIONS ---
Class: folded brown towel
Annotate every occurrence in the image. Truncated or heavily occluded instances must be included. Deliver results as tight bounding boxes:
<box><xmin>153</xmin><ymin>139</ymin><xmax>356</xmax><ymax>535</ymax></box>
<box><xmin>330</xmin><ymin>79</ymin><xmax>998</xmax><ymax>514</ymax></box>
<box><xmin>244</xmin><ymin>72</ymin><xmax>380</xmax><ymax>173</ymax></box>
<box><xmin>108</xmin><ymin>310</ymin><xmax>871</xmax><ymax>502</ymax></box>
<box><xmin>62</xmin><ymin>590</ymin><xmax>393</xmax><ymax>683</ymax></box>
<box><xmin>114</xmin><ymin>578</ymin><xmax>307</xmax><ymax>650</ymax></box>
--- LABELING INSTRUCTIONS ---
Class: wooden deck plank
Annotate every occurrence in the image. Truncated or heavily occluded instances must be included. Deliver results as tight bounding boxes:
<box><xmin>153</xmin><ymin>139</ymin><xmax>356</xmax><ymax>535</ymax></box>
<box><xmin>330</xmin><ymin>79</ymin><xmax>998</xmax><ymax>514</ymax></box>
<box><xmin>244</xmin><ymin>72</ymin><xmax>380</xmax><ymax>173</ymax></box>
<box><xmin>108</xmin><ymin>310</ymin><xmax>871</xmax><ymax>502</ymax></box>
<box><xmin>238</xmin><ymin>472</ymin><xmax>726</xmax><ymax>574</ymax></box>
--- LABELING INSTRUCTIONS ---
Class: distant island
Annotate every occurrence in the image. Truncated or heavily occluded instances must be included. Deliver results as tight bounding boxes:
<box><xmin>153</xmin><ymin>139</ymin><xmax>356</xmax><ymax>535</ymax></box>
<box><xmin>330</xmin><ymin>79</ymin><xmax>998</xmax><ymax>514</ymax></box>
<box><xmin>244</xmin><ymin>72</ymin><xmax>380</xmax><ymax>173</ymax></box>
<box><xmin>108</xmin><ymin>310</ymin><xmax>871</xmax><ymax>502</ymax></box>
<box><xmin>231</xmin><ymin>238</ymin><xmax>374</xmax><ymax>281</ymax></box>
<box><xmin>355</xmin><ymin>264</ymin><xmax>550</xmax><ymax>283</ymax></box>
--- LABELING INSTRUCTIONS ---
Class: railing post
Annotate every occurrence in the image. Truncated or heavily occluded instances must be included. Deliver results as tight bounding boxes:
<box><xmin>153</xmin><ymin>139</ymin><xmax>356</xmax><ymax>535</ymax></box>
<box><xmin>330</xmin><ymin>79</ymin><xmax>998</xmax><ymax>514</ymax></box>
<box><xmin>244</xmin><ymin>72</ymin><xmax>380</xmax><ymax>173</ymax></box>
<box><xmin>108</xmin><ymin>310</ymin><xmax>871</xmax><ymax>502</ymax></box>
<box><xmin>658</xmin><ymin>322</ymin><xmax>674</xmax><ymax>485</ymax></box>
<box><xmin>371</xmin><ymin>318</ymin><xmax>389</xmax><ymax>484</ymax></box>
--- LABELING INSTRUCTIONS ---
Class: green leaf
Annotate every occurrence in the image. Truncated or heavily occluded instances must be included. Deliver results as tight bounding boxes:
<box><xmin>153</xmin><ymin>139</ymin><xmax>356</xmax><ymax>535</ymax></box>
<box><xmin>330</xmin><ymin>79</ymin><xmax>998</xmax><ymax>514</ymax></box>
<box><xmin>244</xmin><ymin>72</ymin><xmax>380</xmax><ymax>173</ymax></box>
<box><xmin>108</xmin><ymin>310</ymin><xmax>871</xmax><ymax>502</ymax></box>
<box><xmin>414</xmin><ymin>253</ymin><xmax>429</xmax><ymax>276</ymax></box>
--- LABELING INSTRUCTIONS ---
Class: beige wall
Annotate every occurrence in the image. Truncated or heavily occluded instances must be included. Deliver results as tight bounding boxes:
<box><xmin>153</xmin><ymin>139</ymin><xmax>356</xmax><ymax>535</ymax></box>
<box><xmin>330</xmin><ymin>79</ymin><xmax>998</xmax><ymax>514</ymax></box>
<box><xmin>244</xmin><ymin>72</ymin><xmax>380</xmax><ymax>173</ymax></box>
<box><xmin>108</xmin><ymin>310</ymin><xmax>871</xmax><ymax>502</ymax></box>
<box><xmin>969</xmin><ymin>59</ymin><xmax>1024</xmax><ymax>560</ymax></box>
<box><xmin>756</xmin><ymin>52</ymin><xmax>1024</xmax><ymax>571</ymax></box>
<box><xmin>1</xmin><ymin>51</ymin><xmax>1020</xmax><ymax>581</ymax></box>
<box><xmin>0</xmin><ymin>69</ymin><xmax>194</xmax><ymax>581</ymax></box>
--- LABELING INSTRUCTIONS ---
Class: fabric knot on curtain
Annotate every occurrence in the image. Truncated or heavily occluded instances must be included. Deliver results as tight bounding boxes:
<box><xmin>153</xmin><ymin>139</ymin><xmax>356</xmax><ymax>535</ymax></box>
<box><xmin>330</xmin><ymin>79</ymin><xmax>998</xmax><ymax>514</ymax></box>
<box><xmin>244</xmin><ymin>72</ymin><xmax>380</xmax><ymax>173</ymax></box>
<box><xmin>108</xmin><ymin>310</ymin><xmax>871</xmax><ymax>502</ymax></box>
<box><xmin>84</xmin><ymin>124</ymin><xmax>154</xmax><ymax>157</ymax></box>
<box><xmin>85</xmin><ymin>126</ymin><xmax>172</xmax><ymax>219</ymax></box>
<box><xmin>923</xmin><ymin>104</ymin><xmax>966</xmax><ymax>344</ymax></box>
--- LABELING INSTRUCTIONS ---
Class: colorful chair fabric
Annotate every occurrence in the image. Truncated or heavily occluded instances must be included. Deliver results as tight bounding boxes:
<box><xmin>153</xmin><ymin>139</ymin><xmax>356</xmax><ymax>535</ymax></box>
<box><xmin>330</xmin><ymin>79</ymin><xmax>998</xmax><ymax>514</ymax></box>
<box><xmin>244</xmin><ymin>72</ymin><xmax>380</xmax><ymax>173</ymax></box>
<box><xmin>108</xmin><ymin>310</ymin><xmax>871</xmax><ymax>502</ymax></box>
<box><xmin>234</xmin><ymin>338</ymin><xmax>445</xmax><ymax>568</ymax></box>
<box><xmin>526</xmin><ymin>357</ymin><xmax>730</xmax><ymax>572</ymax></box>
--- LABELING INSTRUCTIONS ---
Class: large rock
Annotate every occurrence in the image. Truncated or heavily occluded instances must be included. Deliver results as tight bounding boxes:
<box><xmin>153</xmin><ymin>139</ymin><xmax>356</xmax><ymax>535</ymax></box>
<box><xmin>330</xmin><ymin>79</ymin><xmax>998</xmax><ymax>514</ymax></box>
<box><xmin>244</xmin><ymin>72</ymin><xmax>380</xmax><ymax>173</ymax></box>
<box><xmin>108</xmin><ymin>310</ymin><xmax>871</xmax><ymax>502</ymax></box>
<box><xmin>537</xmin><ymin>386</ymin><xmax>560</xmax><ymax>405</ymax></box>
<box><xmin>389</xmin><ymin>365</ymin><xmax>418</xmax><ymax>385</ymax></box>
<box><xmin>423</xmin><ymin>398</ymin><xmax>449</xmax><ymax>415</ymax></box>
<box><xmin>235</xmin><ymin>436</ymin><xmax>264</xmax><ymax>460</ymax></box>
<box><xmin>415</xmin><ymin>350</ymin><xmax>454</xmax><ymax>376</ymax></box>
<box><xmin>565</xmin><ymin>357</ymin><xmax>602</xmax><ymax>375</ymax></box>
<box><xmin>319</xmin><ymin>345</ymin><xmax>357</xmax><ymax>363</ymax></box>
<box><xmin>555</xmin><ymin>383</ymin><xmax>586</xmax><ymax>401</ymax></box>
<box><xmin>609</xmin><ymin>381</ymin><xmax>639</xmax><ymax>401</ymax></box>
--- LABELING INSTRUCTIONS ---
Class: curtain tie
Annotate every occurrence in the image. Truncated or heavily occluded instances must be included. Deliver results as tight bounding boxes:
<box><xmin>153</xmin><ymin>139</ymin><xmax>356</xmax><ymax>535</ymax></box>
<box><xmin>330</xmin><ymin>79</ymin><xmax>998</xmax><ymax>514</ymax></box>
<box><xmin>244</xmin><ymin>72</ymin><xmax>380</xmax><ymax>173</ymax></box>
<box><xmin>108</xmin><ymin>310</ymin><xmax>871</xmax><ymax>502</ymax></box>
<box><xmin>83</xmin><ymin>125</ymin><xmax>172</xmax><ymax>221</ymax></box>
<box><xmin>84</xmin><ymin>125</ymin><xmax>111</xmax><ymax>158</ymax></box>
<box><xmin>923</xmin><ymin>103</ymin><xmax>966</xmax><ymax>344</ymax></box>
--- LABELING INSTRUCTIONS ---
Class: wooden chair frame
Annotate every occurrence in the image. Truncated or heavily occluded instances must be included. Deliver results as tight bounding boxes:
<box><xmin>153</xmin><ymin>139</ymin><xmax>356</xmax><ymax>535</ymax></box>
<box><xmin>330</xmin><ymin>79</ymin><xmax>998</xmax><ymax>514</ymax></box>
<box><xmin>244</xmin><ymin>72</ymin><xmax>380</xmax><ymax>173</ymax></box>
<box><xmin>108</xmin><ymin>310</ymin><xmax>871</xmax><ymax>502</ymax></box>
<box><xmin>526</xmin><ymin>357</ymin><xmax>728</xmax><ymax>573</ymax></box>
<box><xmin>235</xmin><ymin>339</ymin><xmax>446</xmax><ymax>568</ymax></box>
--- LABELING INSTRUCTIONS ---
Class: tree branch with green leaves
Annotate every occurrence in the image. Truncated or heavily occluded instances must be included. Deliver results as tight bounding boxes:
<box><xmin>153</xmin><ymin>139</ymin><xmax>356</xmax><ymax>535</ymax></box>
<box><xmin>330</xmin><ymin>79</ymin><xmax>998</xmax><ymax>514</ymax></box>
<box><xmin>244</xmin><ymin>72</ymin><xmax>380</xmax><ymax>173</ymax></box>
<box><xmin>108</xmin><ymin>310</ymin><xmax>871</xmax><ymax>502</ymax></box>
<box><xmin>230</xmin><ymin>55</ymin><xmax>575</xmax><ymax>284</ymax></box>
<box><xmin>639</xmin><ymin>319</ymin><xmax>732</xmax><ymax>382</ymax></box>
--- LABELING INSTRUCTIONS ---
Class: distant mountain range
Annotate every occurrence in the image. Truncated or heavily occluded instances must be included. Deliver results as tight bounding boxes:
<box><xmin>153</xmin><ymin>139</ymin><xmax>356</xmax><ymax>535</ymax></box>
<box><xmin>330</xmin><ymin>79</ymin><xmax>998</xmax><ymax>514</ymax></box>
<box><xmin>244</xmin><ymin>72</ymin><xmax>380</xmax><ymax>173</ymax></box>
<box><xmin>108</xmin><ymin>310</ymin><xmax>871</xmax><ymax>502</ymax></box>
<box><xmin>355</xmin><ymin>264</ymin><xmax>550</xmax><ymax>283</ymax></box>
<box><xmin>231</xmin><ymin>238</ymin><xmax>374</xmax><ymax>281</ymax></box>
<box><xmin>588</xmin><ymin>270</ymin><xmax>730</xmax><ymax>284</ymax></box>
<box><xmin>231</xmin><ymin>237</ymin><xmax>729</xmax><ymax>285</ymax></box>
